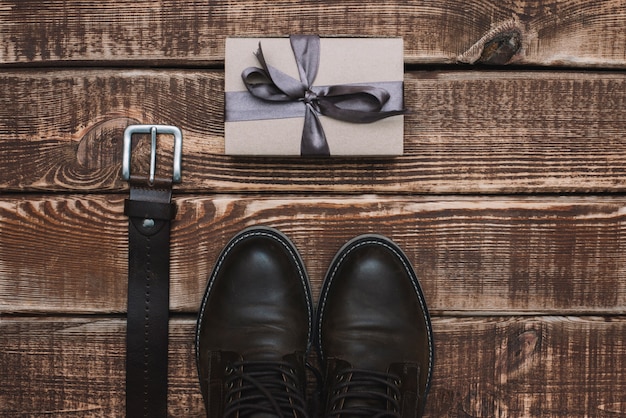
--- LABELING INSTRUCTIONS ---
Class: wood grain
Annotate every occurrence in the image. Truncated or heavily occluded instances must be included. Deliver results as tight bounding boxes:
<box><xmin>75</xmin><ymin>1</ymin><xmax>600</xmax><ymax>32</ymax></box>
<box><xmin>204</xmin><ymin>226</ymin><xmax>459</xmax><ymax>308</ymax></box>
<box><xmin>2</xmin><ymin>194</ymin><xmax>625</xmax><ymax>315</ymax></box>
<box><xmin>0</xmin><ymin>317</ymin><xmax>201</xmax><ymax>417</ymax></box>
<box><xmin>1</xmin><ymin>70</ymin><xmax>625</xmax><ymax>193</ymax></box>
<box><xmin>3</xmin><ymin>2</ymin><xmax>625</xmax><ymax>415</ymax></box>
<box><xmin>1</xmin><ymin>0</ymin><xmax>625</xmax><ymax>68</ymax></box>
<box><xmin>1</xmin><ymin>316</ymin><xmax>624</xmax><ymax>417</ymax></box>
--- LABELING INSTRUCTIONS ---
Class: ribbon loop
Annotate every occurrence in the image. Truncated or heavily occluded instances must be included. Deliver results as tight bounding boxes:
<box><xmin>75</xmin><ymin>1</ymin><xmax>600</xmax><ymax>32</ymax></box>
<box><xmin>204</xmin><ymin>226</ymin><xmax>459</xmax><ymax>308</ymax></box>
<box><xmin>241</xmin><ymin>35</ymin><xmax>405</xmax><ymax>156</ymax></box>
<box><xmin>290</xmin><ymin>35</ymin><xmax>320</xmax><ymax>87</ymax></box>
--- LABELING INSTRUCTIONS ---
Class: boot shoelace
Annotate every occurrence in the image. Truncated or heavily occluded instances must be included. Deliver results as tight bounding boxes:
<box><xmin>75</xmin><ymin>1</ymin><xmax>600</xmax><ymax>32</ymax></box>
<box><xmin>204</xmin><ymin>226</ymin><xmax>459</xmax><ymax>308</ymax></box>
<box><xmin>223</xmin><ymin>360</ymin><xmax>308</xmax><ymax>418</ymax></box>
<box><xmin>327</xmin><ymin>368</ymin><xmax>402</xmax><ymax>418</ymax></box>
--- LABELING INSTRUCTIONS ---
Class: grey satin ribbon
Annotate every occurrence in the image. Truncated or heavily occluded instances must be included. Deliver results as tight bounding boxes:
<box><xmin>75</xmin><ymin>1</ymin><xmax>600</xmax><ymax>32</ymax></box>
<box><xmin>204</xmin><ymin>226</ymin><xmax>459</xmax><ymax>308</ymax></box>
<box><xmin>225</xmin><ymin>35</ymin><xmax>405</xmax><ymax>156</ymax></box>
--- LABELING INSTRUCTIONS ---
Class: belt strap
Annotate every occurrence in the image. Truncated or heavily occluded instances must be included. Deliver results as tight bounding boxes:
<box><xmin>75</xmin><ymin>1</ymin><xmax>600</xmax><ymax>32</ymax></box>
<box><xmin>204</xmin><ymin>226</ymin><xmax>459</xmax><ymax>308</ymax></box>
<box><xmin>123</xmin><ymin>125</ymin><xmax>182</xmax><ymax>418</ymax></box>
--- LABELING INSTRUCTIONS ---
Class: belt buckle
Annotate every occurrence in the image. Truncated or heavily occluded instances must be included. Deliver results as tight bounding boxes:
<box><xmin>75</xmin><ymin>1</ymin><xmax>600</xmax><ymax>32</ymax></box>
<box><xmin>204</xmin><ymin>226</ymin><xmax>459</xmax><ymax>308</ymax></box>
<box><xmin>122</xmin><ymin>125</ymin><xmax>183</xmax><ymax>184</ymax></box>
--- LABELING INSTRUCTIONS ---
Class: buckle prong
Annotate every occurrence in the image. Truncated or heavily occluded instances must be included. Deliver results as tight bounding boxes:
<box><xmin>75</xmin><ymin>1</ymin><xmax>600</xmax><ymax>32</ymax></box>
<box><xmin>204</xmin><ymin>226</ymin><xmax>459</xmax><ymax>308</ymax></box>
<box><xmin>149</xmin><ymin>126</ymin><xmax>157</xmax><ymax>184</ymax></box>
<box><xmin>122</xmin><ymin>125</ymin><xmax>183</xmax><ymax>184</ymax></box>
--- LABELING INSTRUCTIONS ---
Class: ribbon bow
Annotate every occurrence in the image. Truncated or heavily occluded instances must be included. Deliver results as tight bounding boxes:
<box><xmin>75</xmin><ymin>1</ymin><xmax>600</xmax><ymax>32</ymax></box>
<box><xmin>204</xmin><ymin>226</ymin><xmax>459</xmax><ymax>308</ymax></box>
<box><xmin>241</xmin><ymin>35</ymin><xmax>405</xmax><ymax>156</ymax></box>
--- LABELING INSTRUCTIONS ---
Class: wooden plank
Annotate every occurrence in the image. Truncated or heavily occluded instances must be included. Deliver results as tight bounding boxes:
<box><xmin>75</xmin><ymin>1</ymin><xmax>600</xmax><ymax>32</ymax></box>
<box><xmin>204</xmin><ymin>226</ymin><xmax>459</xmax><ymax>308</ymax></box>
<box><xmin>1</xmin><ymin>70</ymin><xmax>626</xmax><ymax>193</ymax></box>
<box><xmin>1</xmin><ymin>316</ymin><xmax>624</xmax><ymax>417</ymax></box>
<box><xmin>1</xmin><ymin>1</ymin><xmax>625</xmax><ymax>67</ymax></box>
<box><xmin>2</xmin><ymin>194</ymin><xmax>626</xmax><ymax>314</ymax></box>
<box><xmin>0</xmin><ymin>317</ymin><xmax>201</xmax><ymax>417</ymax></box>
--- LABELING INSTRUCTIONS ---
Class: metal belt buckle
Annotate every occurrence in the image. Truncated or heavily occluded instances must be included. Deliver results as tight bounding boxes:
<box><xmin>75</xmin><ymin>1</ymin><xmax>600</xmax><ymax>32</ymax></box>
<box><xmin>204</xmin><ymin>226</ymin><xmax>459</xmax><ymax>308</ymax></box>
<box><xmin>122</xmin><ymin>125</ymin><xmax>183</xmax><ymax>184</ymax></box>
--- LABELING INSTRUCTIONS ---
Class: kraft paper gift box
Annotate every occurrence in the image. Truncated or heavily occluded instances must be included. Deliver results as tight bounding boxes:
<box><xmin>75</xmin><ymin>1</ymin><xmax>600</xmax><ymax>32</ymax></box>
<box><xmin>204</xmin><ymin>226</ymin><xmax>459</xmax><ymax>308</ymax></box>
<box><xmin>224</xmin><ymin>36</ymin><xmax>405</xmax><ymax>156</ymax></box>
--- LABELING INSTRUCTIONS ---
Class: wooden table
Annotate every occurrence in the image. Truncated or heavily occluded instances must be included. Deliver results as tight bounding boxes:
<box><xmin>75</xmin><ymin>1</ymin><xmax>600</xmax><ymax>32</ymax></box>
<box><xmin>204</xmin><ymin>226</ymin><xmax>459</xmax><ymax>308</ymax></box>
<box><xmin>1</xmin><ymin>1</ymin><xmax>625</xmax><ymax>416</ymax></box>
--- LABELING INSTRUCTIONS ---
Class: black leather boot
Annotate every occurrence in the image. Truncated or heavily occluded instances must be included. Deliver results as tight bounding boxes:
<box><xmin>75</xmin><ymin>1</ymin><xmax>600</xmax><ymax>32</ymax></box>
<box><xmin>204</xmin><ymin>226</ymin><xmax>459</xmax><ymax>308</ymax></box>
<box><xmin>316</xmin><ymin>235</ymin><xmax>434</xmax><ymax>418</ymax></box>
<box><xmin>196</xmin><ymin>226</ymin><xmax>312</xmax><ymax>418</ymax></box>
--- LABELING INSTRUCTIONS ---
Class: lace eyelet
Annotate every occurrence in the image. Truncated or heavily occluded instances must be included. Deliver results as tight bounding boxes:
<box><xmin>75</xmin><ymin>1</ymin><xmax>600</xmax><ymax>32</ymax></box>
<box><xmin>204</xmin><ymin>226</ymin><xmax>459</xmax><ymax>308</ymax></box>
<box><xmin>225</xmin><ymin>365</ymin><xmax>235</xmax><ymax>375</ymax></box>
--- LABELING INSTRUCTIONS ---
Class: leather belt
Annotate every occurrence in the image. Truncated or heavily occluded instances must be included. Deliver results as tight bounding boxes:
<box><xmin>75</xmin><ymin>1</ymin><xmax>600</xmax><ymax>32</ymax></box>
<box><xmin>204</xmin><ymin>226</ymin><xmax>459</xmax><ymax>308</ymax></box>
<box><xmin>122</xmin><ymin>125</ymin><xmax>182</xmax><ymax>417</ymax></box>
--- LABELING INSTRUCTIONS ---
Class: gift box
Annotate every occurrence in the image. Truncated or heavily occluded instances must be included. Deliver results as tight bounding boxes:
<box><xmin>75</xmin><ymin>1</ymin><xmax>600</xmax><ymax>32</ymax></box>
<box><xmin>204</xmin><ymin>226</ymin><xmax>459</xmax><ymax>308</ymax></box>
<box><xmin>224</xmin><ymin>36</ymin><xmax>405</xmax><ymax>156</ymax></box>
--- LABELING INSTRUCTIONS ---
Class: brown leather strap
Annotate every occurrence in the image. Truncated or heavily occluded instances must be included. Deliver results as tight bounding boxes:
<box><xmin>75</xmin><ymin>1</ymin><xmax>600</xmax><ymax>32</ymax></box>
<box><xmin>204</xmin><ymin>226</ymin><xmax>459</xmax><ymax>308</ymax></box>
<box><xmin>125</xmin><ymin>181</ymin><xmax>176</xmax><ymax>418</ymax></box>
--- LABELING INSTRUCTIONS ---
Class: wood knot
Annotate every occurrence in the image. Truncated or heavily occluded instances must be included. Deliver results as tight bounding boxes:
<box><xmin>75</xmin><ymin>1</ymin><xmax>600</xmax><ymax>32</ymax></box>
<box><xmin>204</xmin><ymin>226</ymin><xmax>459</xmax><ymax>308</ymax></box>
<box><xmin>458</xmin><ymin>18</ymin><xmax>526</xmax><ymax>65</ymax></box>
<box><xmin>496</xmin><ymin>328</ymin><xmax>541</xmax><ymax>380</ymax></box>
<box><xmin>76</xmin><ymin>117</ymin><xmax>139</xmax><ymax>170</ymax></box>
<box><xmin>478</xmin><ymin>30</ymin><xmax>522</xmax><ymax>65</ymax></box>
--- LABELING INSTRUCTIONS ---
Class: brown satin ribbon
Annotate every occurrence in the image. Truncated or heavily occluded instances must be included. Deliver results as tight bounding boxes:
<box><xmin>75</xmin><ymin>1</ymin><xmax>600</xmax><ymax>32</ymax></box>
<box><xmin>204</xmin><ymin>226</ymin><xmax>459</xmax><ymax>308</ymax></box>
<box><xmin>241</xmin><ymin>35</ymin><xmax>405</xmax><ymax>156</ymax></box>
